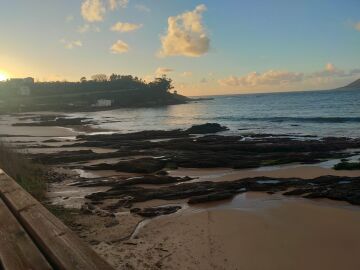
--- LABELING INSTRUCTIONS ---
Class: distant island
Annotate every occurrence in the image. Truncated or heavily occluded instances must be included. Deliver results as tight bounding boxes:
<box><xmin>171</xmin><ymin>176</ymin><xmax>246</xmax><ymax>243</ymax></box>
<box><xmin>0</xmin><ymin>74</ymin><xmax>190</xmax><ymax>113</ymax></box>
<box><xmin>337</xmin><ymin>78</ymin><xmax>360</xmax><ymax>90</ymax></box>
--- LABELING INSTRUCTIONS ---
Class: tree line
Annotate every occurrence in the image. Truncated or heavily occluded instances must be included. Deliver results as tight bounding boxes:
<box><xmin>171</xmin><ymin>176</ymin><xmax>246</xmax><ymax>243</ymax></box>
<box><xmin>0</xmin><ymin>74</ymin><xmax>174</xmax><ymax>97</ymax></box>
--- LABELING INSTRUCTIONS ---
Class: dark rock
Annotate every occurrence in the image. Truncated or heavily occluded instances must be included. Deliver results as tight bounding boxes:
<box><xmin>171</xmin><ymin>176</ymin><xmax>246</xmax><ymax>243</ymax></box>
<box><xmin>185</xmin><ymin>123</ymin><xmax>229</xmax><ymax>134</ymax></box>
<box><xmin>86</xmin><ymin>158</ymin><xmax>167</xmax><ymax>173</ymax></box>
<box><xmin>43</xmin><ymin>139</ymin><xmax>62</xmax><ymax>143</ymax></box>
<box><xmin>156</xmin><ymin>170</ymin><xmax>168</xmax><ymax>176</ymax></box>
<box><xmin>130</xmin><ymin>206</ymin><xmax>182</xmax><ymax>217</ymax></box>
<box><xmin>29</xmin><ymin>126</ymin><xmax>360</xmax><ymax>171</ymax></box>
<box><xmin>334</xmin><ymin>161</ymin><xmax>360</xmax><ymax>170</ymax></box>
<box><xmin>188</xmin><ymin>191</ymin><xmax>236</xmax><ymax>204</ymax></box>
<box><xmin>77</xmin><ymin>129</ymin><xmax>188</xmax><ymax>142</ymax></box>
<box><xmin>86</xmin><ymin>176</ymin><xmax>360</xmax><ymax>206</ymax></box>
<box><xmin>13</xmin><ymin>117</ymin><xmax>92</xmax><ymax>127</ymax></box>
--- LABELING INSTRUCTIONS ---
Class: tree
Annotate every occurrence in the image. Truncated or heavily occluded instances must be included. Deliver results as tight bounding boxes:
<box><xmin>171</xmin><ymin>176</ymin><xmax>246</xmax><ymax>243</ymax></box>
<box><xmin>148</xmin><ymin>75</ymin><xmax>174</xmax><ymax>92</ymax></box>
<box><xmin>109</xmin><ymin>74</ymin><xmax>118</xmax><ymax>81</ymax></box>
<box><xmin>91</xmin><ymin>74</ymin><xmax>108</xmax><ymax>82</ymax></box>
<box><xmin>80</xmin><ymin>77</ymin><xmax>87</xmax><ymax>83</ymax></box>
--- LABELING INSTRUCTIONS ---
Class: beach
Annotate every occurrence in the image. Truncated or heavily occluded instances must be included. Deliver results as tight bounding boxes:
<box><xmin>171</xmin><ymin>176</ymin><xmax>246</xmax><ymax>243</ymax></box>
<box><xmin>92</xmin><ymin>199</ymin><xmax>360</xmax><ymax>270</ymax></box>
<box><xmin>1</xmin><ymin>101</ymin><xmax>360</xmax><ymax>270</ymax></box>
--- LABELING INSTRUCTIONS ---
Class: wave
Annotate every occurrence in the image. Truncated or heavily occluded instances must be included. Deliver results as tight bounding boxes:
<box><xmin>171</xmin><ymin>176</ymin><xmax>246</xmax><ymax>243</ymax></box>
<box><xmin>211</xmin><ymin>116</ymin><xmax>360</xmax><ymax>123</ymax></box>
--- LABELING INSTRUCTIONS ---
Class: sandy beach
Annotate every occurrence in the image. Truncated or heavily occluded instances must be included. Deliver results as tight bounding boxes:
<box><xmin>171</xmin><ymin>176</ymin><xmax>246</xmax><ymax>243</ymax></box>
<box><xmin>81</xmin><ymin>194</ymin><xmax>360</xmax><ymax>270</ymax></box>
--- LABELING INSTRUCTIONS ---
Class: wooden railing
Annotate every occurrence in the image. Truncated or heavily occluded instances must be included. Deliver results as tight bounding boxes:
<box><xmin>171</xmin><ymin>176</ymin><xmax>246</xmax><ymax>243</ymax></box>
<box><xmin>0</xmin><ymin>169</ymin><xmax>114</xmax><ymax>270</ymax></box>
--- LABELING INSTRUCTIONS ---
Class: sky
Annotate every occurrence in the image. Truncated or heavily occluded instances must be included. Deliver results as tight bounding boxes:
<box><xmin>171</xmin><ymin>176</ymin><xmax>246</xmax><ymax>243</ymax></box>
<box><xmin>0</xmin><ymin>0</ymin><xmax>359</xmax><ymax>96</ymax></box>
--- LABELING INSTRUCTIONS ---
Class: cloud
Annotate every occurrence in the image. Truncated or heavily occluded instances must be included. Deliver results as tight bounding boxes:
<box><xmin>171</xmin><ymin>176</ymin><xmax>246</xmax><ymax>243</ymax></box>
<box><xmin>309</xmin><ymin>63</ymin><xmax>348</xmax><ymax>78</ymax></box>
<box><xmin>60</xmin><ymin>39</ymin><xmax>83</xmax><ymax>49</ymax></box>
<box><xmin>354</xmin><ymin>22</ymin><xmax>360</xmax><ymax>31</ymax></box>
<box><xmin>81</xmin><ymin>0</ymin><xmax>106</xmax><ymax>22</ymax></box>
<box><xmin>111</xmin><ymin>22</ymin><xmax>142</xmax><ymax>32</ymax></box>
<box><xmin>219</xmin><ymin>70</ymin><xmax>304</xmax><ymax>87</ymax></box>
<box><xmin>109</xmin><ymin>0</ymin><xmax>128</xmax><ymax>10</ymax></box>
<box><xmin>155</xmin><ymin>67</ymin><xmax>173</xmax><ymax>77</ymax></box>
<box><xmin>110</xmin><ymin>40</ymin><xmax>129</xmax><ymax>54</ymax></box>
<box><xmin>159</xmin><ymin>4</ymin><xmax>210</xmax><ymax>57</ymax></box>
<box><xmin>78</xmin><ymin>24</ymin><xmax>101</xmax><ymax>33</ymax></box>
<box><xmin>218</xmin><ymin>64</ymin><xmax>360</xmax><ymax>88</ymax></box>
<box><xmin>135</xmin><ymin>4</ymin><xmax>150</xmax><ymax>13</ymax></box>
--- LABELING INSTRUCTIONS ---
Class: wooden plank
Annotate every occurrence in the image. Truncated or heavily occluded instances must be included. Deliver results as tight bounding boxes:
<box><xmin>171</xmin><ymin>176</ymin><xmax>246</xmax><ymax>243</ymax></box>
<box><xmin>0</xmin><ymin>172</ymin><xmax>39</xmax><ymax>216</ymax></box>
<box><xmin>19</xmin><ymin>204</ymin><xmax>113</xmax><ymax>270</ymax></box>
<box><xmin>0</xmin><ymin>198</ymin><xmax>52</xmax><ymax>270</ymax></box>
<box><xmin>0</xmin><ymin>172</ymin><xmax>114</xmax><ymax>270</ymax></box>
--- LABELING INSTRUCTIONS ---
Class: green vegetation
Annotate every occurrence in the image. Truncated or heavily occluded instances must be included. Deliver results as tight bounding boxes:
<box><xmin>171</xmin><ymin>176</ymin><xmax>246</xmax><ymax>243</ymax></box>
<box><xmin>0</xmin><ymin>74</ymin><xmax>189</xmax><ymax>112</ymax></box>
<box><xmin>0</xmin><ymin>142</ymin><xmax>78</xmax><ymax>225</ymax></box>
<box><xmin>0</xmin><ymin>141</ymin><xmax>47</xmax><ymax>200</ymax></box>
<box><xmin>45</xmin><ymin>204</ymin><xmax>79</xmax><ymax>227</ymax></box>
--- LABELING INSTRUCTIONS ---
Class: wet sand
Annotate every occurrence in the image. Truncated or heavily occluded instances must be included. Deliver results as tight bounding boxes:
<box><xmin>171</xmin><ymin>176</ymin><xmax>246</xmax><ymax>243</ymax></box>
<box><xmin>89</xmin><ymin>196</ymin><xmax>360</xmax><ymax>270</ymax></box>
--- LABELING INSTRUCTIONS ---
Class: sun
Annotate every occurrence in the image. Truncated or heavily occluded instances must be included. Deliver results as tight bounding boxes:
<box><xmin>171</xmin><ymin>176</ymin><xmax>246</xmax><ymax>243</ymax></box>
<box><xmin>0</xmin><ymin>72</ymin><xmax>9</xmax><ymax>81</ymax></box>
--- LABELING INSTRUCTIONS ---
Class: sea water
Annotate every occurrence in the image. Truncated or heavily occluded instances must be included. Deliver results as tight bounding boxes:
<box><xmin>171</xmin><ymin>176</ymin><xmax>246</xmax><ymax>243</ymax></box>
<box><xmin>70</xmin><ymin>88</ymin><xmax>360</xmax><ymax>138</ymax></box>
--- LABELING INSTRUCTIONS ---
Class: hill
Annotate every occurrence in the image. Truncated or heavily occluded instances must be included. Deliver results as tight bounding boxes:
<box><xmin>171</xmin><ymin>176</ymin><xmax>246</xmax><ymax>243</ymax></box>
<box><xmin>340</xmin><ymin>78</ymin><xmax>360</xmax><ymax>90</ymax></box>
<box><xmin>0</xmin><ymin>74</ymin><xmax>190</xmax><ymax>113</ymax></box>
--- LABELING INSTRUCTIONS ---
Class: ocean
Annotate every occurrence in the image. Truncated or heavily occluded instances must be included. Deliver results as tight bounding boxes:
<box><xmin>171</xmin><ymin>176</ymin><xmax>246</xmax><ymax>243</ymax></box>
<box><xmin>71</xmin><ymin>88</ymin><xmax>360</xmax><ymax>138</ymax></box>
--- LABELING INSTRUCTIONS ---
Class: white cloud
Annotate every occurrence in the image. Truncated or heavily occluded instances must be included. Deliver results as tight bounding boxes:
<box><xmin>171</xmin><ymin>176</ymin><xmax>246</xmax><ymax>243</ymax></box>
<box><xmin>155</xmin><ymin>67</ymin><xmax>173</xmax><ymax>77</ymax></box>
<box><xmin>218</xmin><ymin>64</ymin><xmax>360</xmax><ymax>88</ymax></box>
<box><xmin>111</xmin><ymin>22</ymin><xmax>142</xmax><ymax>32</ymax></box>
<box><xmin>159</xmin><ymin>4</ymin><xmax>210</xmax><ymax>57</ymax></box>
<box><xmin>78</xmin><ymin>24</ymin><xmax>101</xmax><ymax>33</ymax></box>
<box><xmin>135</xmin><ymin>4</ymin><xmax>150</xmax><ymax>13</ymax></box>
<box><xmin>310</xmin><ymin>63</ymin><xmax>346</xmax><ymax>78</ymax></box>
<box><xmin>355</xmin><ymin>22</ymin><xmax>360</xmax><ymax>31</ymax></box>
<box><xmin>219</xmin><ymin>70</ymin><xmax>304</xmax><ymax>87</ymax></box>
<box><xmin>81</xmin><ymin>0</ymin><xmax>106</xmax><ymax>22</ymax></box>
<box><xmin>311</xmin><ymin>63</ymin><xmax>360</xmax><ymax>80</ymax></box>
<box><xmin>110</xmin><ymin>40</ymin><xmax>129</xmax><ymax>54</ymax></box>
<box><xmin>109</xmin><ymin>0</ymin><xmax>128</xmax><ymax>10</ymax></box>
<box><xmin>60</xmin><ymin>39</ymin><xmax>83</xmax><ymax>49</ymax></box>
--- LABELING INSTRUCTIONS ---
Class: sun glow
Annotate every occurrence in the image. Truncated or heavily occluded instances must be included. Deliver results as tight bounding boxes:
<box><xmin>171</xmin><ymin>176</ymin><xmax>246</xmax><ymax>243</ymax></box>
<box><xmin>0</xmin><ymin>71</ymin><xmax>9</xmax><ymax>81</ymax></box>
